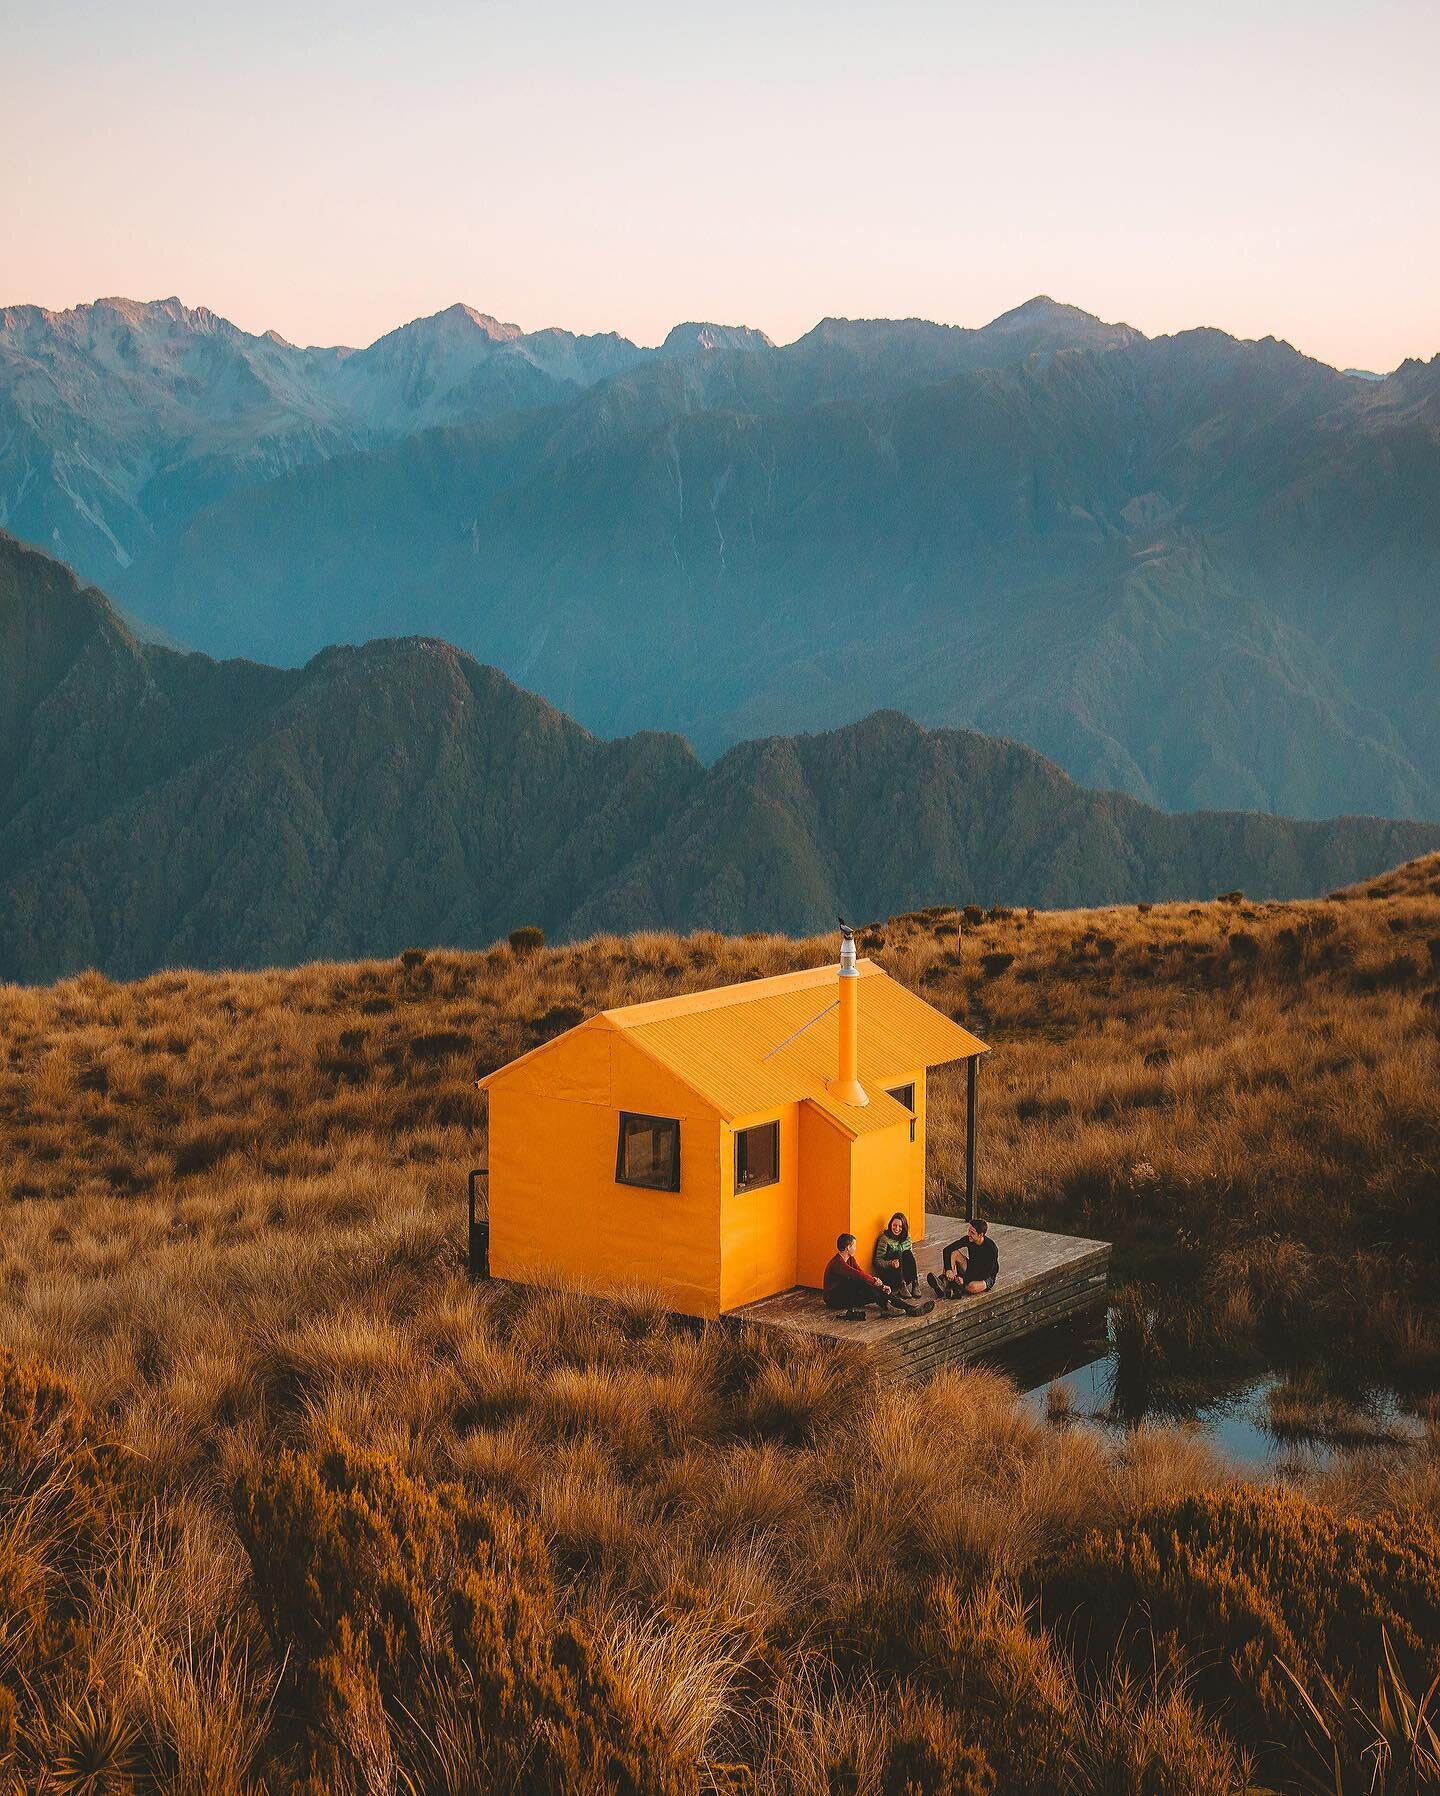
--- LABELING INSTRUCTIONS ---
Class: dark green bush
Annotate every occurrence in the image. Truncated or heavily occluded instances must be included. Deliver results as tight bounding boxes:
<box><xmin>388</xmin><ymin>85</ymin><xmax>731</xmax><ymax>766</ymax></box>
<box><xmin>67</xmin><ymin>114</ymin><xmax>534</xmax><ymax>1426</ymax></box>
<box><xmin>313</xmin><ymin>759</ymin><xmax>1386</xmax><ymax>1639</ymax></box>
<box><xmin>508</xmin><ymin>924</ymin><xmax>546</xmax><ymax>954</ymax></box>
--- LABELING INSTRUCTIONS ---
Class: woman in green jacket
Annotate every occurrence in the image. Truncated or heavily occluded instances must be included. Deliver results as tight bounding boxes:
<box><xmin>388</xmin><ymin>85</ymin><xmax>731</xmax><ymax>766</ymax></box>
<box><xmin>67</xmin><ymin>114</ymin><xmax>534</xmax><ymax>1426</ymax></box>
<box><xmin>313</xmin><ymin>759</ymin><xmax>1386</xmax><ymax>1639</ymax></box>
<box><xmin>874</xmin><ymin>1212</ymin><xmax>919</xmax><ymax>1299</ymax></box>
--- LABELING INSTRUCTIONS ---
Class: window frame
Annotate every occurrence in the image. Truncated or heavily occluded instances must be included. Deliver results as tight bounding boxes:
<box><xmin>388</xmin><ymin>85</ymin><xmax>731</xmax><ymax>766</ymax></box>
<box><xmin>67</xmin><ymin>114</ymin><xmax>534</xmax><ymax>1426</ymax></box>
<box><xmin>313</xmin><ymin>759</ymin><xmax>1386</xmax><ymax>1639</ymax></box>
<box><xmin>734</xmin><ymin>1119</ymin><xmax>781</xmax><ymax>1192</ymax></box>
<box><xmin>615</xmin><ymin>1111</ymin><xmax>682</xmax><ymax>1192</ymax></box>
<box><xmin>887</xmin><ymin>1083</ymin><xmax>918</xmax><ymax>1143</ymax></box>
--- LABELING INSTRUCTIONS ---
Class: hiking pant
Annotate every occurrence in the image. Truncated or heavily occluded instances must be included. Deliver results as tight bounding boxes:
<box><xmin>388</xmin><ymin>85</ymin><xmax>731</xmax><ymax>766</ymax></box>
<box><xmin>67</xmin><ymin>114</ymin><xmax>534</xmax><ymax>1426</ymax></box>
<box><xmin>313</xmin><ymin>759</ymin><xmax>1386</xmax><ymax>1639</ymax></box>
<box><xmin>878</xmin><ymin>1249</ymin><xmax>918</xmax><ymax>1292</ymax></box>
<box><xmin>824</xmin><ymin>1273</ymin><xmax>894</xmax><ymax>1312</ymax></box>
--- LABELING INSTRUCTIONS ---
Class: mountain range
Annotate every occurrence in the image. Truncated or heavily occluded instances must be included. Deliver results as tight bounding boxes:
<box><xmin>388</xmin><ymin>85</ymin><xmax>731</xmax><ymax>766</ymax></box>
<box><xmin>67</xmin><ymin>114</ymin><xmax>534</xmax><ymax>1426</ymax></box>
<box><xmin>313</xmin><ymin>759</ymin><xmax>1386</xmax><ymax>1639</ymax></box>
<box><xmin>8</xmin><ymin>293</ymin><xmax>1435</xmax><ymax>825</ymax></box>
<box><xmin>4</xmin><ymin>532</ymin><xmax>1436</xmax><ymax>983</ymax></box>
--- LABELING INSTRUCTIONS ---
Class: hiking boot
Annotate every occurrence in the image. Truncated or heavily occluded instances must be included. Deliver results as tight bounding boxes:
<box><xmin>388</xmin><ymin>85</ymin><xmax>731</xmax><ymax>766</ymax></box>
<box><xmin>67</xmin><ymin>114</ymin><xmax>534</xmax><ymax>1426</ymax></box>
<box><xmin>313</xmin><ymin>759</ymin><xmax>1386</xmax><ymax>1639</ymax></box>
<box><xmin>926</xmin><ymin>1272</ymin><xmax>944</xmax><ymax>1297</ymax></box>
<box><xmin>842</xmin><ymin>1308</ymin><xmax>866</xmax><ymax>1322</ymax></box>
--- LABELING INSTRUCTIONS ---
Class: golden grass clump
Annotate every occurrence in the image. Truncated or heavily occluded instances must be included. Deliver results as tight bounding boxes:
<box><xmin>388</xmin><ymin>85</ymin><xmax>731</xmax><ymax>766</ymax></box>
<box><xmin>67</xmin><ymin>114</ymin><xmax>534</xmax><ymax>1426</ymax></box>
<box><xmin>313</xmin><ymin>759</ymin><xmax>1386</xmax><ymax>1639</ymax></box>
<box><xmin>0</xmin><ymin>870</ymin><xmax>1436</xmax><ymax>1786</ymax></box>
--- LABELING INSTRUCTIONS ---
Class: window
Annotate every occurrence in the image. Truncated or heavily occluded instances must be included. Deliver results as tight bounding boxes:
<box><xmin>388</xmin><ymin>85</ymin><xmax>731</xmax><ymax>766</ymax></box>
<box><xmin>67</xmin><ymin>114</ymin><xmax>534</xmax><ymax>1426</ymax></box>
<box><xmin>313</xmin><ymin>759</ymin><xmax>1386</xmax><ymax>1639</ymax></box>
<box><xmin>615</xmin><ymin>1113</ymin><xmax>681</xmax><ymax>1190</ymax></box>
<box><xmin>887</xmin><ymin>1083</ymin><xmax>917</xmax><ymax>1143</ymax></box>
<box><xmin>734</xmin><ymin>1121</ymin><xmax>780</xmax><ymax>1190</ymax></box>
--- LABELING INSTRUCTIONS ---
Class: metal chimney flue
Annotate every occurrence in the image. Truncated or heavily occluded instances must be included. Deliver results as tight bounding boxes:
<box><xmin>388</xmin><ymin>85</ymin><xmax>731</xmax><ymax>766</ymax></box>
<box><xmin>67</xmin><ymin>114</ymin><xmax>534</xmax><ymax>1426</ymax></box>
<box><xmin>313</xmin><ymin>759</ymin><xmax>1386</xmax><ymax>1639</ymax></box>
<box><xmin>828</xmin><ymin>920</ymin><xmax>869</xmax><ymax>1107</ymax></box>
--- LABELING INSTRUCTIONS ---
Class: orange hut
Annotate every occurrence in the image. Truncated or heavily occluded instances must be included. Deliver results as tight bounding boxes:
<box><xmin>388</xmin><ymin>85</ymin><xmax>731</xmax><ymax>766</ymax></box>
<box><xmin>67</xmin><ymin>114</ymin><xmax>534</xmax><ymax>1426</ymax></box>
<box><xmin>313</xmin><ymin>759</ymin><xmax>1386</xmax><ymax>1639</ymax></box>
<box><xmin>474</xmin><ymin>930</ymin><xmax>988</xmax><ymax>1318</ymax></box>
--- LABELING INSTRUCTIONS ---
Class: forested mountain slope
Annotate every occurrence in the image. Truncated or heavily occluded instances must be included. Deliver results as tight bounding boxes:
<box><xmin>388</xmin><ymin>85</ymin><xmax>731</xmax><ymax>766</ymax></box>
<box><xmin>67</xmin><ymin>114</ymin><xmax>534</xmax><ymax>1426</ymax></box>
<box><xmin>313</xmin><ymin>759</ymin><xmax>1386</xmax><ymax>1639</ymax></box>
<box><xmin>4</xmin><ymin>535</ymin><xmax>1436</xmax><ymax>981</ymax></box>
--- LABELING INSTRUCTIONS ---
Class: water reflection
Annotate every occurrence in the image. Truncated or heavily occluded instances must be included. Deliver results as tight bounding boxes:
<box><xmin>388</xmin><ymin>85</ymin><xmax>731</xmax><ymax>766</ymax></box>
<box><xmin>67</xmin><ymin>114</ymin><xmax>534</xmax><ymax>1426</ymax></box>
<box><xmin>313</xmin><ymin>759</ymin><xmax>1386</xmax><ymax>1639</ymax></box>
<box><xmin>978</xmin><ymin>1308</ymin><xmax>1425</xmax><ymax>1471</ymax></box>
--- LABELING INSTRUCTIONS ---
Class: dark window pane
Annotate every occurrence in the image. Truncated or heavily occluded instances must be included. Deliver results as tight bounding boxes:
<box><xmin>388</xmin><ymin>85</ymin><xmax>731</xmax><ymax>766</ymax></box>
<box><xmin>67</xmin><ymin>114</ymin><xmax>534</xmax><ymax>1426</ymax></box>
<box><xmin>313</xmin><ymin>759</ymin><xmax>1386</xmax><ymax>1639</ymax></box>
<box><xmin>735</xmin><ymin>1121</ymin><xmax>779</xmax><ymax>1190</ymax></box>
<box><xmin>615</xmin><ymin>1113</ymin><xmax>680</xmax><ymax>1190</ymax></box>
<box><xmin>887</xmin><ymin>1084</ymin><xmax>917</xmax><ymax>1142</ymax></box>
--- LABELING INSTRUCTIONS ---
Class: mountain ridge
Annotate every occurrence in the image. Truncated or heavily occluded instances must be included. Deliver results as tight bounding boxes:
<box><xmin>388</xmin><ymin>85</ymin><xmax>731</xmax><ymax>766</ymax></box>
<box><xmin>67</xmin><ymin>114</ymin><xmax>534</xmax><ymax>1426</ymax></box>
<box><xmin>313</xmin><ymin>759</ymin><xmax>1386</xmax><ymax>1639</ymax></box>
<box><xmin>107</xmin><ymin>323</ymin><xmax>1439</xmax><ymax>820</ymax></box>
<box><xmin>4</xmin><ymin>294</ymin><xmax>1436</xmax><ymax>826</ymax></box>
<box><xmin>3</xmin><ymin>533</ymin><xmax>1436</xmax><ymax>983</ymax></box>
<box><xmin>0</xmin><ymin>289</ymin><xmax>1163</xmax><ymax>588</ymax></box>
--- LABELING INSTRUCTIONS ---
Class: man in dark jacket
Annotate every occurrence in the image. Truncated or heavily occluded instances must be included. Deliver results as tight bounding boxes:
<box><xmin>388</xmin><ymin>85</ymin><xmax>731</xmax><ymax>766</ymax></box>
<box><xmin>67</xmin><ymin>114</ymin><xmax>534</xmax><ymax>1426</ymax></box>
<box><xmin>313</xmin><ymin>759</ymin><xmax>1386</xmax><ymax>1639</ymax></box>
<box><xmin>928</xmin><ymin>1219</ymin><xmax>999</xmax><ymax>1298</ymax></box>
<box><xmin>824</xmin><ymin>1234</ymin><xmax>932</xmax><ymax>1319</ymax></box>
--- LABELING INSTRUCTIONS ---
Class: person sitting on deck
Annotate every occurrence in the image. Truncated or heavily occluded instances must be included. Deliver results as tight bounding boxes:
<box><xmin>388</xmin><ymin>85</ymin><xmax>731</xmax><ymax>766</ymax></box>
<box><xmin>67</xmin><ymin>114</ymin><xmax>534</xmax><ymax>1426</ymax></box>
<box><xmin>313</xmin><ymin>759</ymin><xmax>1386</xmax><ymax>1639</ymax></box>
<box><xmin>825</xmin><ymin>1233</ymin><xmax>932</xmax><ymax>1320</ymax></box>
<box><xmin>874</xmin><ymin>1211</ymin><xmax>920</xmax><ymax>1298</ymax></box>
<box><xmin>928</xmin><ymin>1219</ymin><xmax>999</xmax><ymax>1299</ymax></box>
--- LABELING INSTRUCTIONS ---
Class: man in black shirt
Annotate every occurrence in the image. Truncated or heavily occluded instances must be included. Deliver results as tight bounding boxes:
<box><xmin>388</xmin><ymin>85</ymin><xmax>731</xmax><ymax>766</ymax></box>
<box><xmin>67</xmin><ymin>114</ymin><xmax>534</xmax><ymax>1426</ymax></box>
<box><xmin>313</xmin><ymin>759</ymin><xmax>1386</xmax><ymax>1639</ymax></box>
<box><xmin>928</xmin><ymin>1218</ymin><xmax>998</xmax><ymax>1298</ymax></box>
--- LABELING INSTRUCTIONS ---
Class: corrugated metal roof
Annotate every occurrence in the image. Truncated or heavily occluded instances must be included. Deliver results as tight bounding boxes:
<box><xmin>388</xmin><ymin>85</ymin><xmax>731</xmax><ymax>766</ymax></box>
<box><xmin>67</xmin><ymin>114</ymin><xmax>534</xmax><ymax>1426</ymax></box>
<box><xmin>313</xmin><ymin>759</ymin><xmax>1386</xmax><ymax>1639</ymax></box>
<box><xmin>480</xmin><ymin>960</ymin><xmax>987</xmax><ymax>1122</ymax></box>
<box><xmin>609</xmin><ymin>961</ymin><xmax>986</xmax><ymax>1125</ymax></box>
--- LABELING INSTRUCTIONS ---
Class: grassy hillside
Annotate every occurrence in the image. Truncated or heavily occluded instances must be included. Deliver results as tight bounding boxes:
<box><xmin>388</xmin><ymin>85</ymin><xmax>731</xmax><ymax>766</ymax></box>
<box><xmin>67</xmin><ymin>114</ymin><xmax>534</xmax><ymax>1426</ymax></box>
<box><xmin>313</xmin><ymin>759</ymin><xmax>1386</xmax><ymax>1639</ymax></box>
<box><xmin>0</xmin><ymin>869</ymin><xmax>1436</xmax><ymax>1789</ymax></box>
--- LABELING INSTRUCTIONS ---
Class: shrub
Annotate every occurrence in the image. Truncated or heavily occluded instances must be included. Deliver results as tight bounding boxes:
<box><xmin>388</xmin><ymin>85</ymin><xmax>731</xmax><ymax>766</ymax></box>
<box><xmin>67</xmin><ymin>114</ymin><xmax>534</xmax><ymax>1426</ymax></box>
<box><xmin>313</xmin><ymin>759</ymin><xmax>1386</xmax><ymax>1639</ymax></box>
<box><xmin>962</xmin><ymin>905</ymin><xmax>985</xmax><ymax>927</ymax></box>
<box><xmin>235</xmin><ymin>1435</ymin><xmax>695</xmax><ymax>1795</ymax></box>
<box><xmin>979</xmin><ymin>952</ymin><xmax>1015</xmax><ymax>980</ymax></box>
<box><xmin>880</xmin><ymin>1687</ymin><xmax>996</xmax><ymax>1795</ymax></box>
<box><xmin>0</xmin><ymin>1350</ymin><xmax>129</xmax><ymax>1544</ymax></box>
<box><xmin>508</xmin><ymin>924</ymin><xmax>546</xmax><ymax>954</ymax></box>
<box><xmin>1352</xmin><ymin>953</ymin><xmax>1421</xmax><ymax>992</ymax></box>
<box><xmin>1217</xmin><ymin>890</ymin><xmax>1245</xmax><ymax>904</ymax></box>
<box><xmin>1037</xmin><ymin>1487</ymin><xmax>1440</xmax><ymax>1765</ymax></box>
<box><xmin>407</xmin><ymin>1028</ymin><xmax>472</xmax><ymax>1063</ymax></box>
<box><xmin>914</xmin><ymin>1583</ymin><xmax>1082</xmax><ymax>1794</ymax></box>
<box><xmin>533</xmin><ymin>1004</ymin><xmax>585</xmax><ymax>1037</ymax></box>
<box><xmin>0</xmin><ymin>1355</ymin><xmax>136</xmax><ymax>1777</ymax></box>
<box><xmin>1227</xmin><ymin>930</ymin><xmax>1260</xmax><ymax>962</ymax></box>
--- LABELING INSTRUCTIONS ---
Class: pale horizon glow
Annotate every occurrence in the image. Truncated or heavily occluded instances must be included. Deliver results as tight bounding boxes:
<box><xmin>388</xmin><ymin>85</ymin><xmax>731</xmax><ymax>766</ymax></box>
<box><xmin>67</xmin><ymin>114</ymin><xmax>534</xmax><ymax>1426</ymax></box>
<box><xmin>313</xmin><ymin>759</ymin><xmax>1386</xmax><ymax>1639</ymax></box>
<box><xmin>6</xmin><ymin>0</ymin><xmax>1439</xmax><ymax>372</ymax></box>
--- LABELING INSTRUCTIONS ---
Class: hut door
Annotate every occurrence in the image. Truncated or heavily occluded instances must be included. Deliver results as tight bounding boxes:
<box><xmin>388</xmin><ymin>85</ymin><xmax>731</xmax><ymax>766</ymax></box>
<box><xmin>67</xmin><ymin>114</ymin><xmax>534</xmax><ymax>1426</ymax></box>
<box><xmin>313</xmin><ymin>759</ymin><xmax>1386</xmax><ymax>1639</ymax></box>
<box><xmin>733</xmin><ymin>1121</ymin><xmax>797</xmax><ymax>1305</ymax></box>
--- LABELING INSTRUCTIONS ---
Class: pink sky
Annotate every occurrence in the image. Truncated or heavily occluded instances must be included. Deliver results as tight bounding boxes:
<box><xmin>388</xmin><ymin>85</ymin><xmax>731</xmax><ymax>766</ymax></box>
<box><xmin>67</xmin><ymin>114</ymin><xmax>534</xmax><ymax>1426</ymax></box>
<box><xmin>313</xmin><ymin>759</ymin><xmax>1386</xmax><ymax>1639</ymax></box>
<box><xmin>7</xmin><ymin>0</ymin><xmax>1438</xmax><ymax>370</ymax></box>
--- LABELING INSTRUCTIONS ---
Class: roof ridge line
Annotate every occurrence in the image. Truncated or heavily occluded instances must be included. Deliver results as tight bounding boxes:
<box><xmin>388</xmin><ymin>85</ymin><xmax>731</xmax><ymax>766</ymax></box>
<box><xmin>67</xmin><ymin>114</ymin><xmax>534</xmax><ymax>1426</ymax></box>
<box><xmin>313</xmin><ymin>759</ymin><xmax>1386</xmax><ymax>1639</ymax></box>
<box><xmin>601</xmin><ymin>959</ymin><xmax>877</xmax><ymax>1027</ymax></box>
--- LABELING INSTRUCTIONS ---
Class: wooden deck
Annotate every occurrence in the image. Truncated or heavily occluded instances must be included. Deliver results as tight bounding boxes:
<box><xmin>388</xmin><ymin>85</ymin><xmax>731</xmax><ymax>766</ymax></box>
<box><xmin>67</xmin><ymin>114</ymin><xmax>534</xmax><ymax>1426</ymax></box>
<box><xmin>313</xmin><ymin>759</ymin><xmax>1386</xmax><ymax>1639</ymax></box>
<box><xmin>731</xmin><ymin>1215</ymin><xmax>1111</xmax><ymax>1380</ymax></box>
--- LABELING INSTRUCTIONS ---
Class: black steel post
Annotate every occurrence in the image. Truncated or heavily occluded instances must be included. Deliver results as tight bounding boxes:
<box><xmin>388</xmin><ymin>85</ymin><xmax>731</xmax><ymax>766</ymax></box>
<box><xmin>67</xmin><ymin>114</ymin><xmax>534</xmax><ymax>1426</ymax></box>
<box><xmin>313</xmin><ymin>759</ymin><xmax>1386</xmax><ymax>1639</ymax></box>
<box><xmin>965</xmin><ymin>1056</ymin><xmax>978</xmax><ymax>1222</ymax></box>
<box><xmin>467</xmin><ymin>1167</ymin><xmax>489</xmax><ymax>1280</ymax></box>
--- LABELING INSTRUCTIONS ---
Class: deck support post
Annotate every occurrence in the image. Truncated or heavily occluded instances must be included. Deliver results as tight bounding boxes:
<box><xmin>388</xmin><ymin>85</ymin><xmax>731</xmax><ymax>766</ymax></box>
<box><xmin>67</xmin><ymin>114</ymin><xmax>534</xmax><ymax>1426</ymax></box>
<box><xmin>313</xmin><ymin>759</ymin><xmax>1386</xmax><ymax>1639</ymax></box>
<box><xmin>965</xmin><ymin>1056</ymin><xmax>978</xmax><ymax>1222</ymax></box>
<box><xmin>468</xmin><ymin>1167</ymin><xmax>489</xmax><ymax>1280</ymax></box>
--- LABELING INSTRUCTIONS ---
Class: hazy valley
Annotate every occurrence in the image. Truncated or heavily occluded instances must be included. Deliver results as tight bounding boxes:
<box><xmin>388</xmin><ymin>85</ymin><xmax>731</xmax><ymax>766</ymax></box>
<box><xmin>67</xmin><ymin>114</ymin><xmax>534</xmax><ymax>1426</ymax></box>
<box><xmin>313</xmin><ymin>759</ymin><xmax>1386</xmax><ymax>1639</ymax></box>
<box><xmin>4</xmin><ymin>295</ymin><xmax>1437</xmax><ymax>823</ymax></box>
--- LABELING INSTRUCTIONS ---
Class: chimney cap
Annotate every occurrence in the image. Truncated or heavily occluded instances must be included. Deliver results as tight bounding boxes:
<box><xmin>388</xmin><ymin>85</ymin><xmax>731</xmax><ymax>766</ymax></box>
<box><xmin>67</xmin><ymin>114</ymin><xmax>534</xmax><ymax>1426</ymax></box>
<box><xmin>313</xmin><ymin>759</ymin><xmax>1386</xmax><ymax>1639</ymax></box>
<box><xmin>838</xmin><ymin>919</ymin><xmax>858</xmax><ymax>975</ymax></box>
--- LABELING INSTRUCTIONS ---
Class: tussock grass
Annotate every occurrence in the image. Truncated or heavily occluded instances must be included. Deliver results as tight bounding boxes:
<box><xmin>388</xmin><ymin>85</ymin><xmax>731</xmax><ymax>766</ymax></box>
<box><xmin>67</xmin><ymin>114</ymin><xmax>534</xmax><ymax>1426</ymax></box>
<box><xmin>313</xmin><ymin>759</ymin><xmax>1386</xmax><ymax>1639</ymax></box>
<box><xmin>0</xmin><ymin>870</ymin><xmax>1436</xmax><ymax>1787</ymax></box>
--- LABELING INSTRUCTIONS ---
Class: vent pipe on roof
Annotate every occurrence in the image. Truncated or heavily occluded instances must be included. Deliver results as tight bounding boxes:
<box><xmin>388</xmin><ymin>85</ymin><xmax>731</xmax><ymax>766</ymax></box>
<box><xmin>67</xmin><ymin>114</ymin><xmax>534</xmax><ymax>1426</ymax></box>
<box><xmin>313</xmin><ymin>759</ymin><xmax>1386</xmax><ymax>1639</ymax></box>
<box><xmin>828</xmin><ymin>921</ymin><xmax>869</xmax><ymax>1107</ymax></box>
